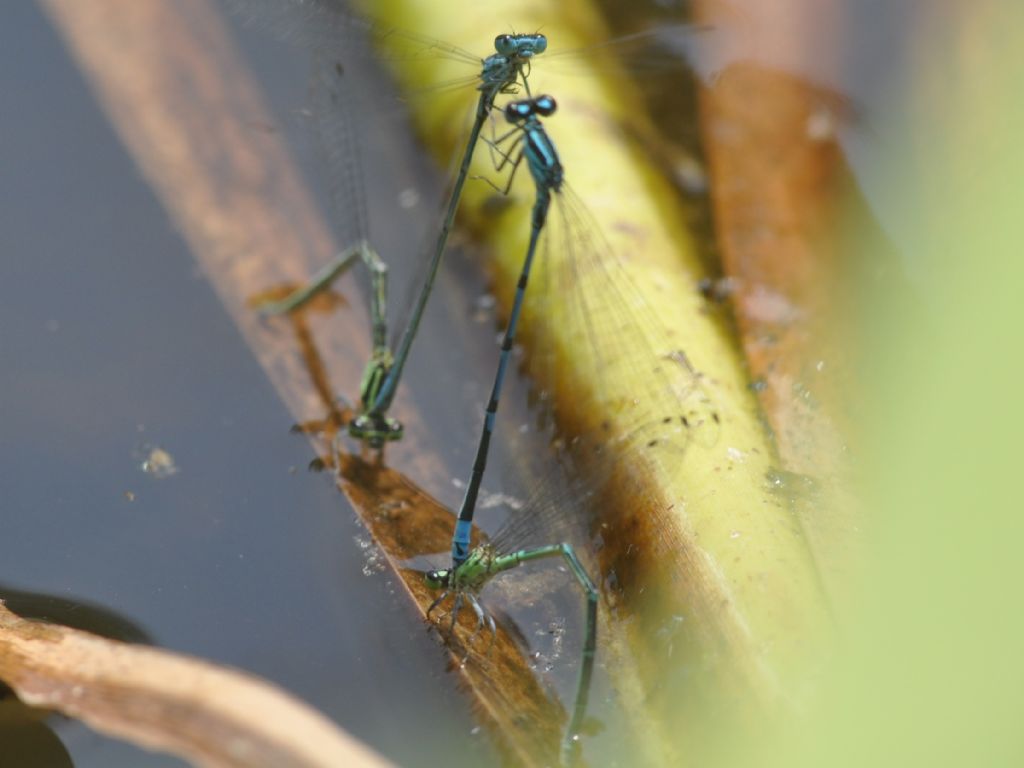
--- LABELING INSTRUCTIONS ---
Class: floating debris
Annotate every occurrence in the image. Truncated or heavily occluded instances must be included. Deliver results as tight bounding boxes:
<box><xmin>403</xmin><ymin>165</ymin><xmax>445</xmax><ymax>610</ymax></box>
<box><xmin>140</xmin><ymin>446</ymin><xmax>178</xmax><ymax>479</ymax></box>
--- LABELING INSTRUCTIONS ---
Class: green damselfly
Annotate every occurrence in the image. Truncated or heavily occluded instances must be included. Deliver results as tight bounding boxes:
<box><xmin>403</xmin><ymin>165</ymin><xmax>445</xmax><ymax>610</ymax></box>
<box><xmin>425</xmin><ymin>445</ymin><xmax>607</xmax><ymax>765</ymax></box>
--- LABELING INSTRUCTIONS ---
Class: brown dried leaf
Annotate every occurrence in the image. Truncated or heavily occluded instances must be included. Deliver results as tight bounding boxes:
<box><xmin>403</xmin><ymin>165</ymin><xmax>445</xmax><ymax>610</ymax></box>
<box><xmin>0</xmin><ymin>602</ymin><xmax>390</xmax><ymax>768</ymax></box>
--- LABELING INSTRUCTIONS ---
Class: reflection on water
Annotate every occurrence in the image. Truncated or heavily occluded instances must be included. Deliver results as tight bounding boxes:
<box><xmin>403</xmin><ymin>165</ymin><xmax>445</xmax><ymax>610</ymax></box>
<box><xmin>0</xmin><ymin>589</ymin><xmax>153</xmax><ymax>767</ymax></box>
<box><xmin>0</xmin><ymin>586</ymin><xmax>153</xmax><ymax>645</ymax></box>
<box><xmin>0</xmin><ymin>686</ymin><xmax>73</xmax><ymax>768</ymax></box>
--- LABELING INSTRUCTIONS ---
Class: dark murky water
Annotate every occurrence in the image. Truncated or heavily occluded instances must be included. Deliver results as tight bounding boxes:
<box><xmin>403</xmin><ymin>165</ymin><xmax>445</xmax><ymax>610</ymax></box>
<box><xmin>0</xmin><ymin>3</ymin><xmax>504</xmax><ymax>766</ymax></box>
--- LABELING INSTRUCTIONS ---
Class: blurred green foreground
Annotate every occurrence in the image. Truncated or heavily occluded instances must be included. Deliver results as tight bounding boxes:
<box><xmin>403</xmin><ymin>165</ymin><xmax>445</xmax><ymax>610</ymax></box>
<box><xmin>768</xmin><ymin>5</ymin><xmax>1024</xmax><ymax>767</ymax></box>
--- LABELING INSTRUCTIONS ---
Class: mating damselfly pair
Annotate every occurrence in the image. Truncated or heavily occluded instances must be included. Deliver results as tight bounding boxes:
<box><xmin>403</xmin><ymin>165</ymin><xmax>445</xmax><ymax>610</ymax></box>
<box><xmin>233</xmin><ymin>0</ymin><xmax>719</xmax><ymax>763</ymax></box>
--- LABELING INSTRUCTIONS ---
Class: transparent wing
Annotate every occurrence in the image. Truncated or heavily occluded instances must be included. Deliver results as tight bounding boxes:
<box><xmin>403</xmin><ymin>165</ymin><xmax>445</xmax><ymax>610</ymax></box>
<box><xmin>308</xmin><ymin>55</ymin><xmax>370</xmax><ymax>250</ymax></box>
<box><xmin>521</xmin><ymin>182</ymin><xmax>722</xmax><ymax>476</ymax></box>
<box><xmin>488</xmin><ymin>442</ymin><xmax>598</xmax><ymax>556</ymax></box>
<box><xmin>385</xmin><ymin>115</ymin><xmax>475</xmax><ymax>351</ymax></box>
<box><xmin>488</xmin><ymin>436</ymin><xmax>655</xmax><ymax>557</ymax></box>
<box><xmin>568</xmin><ymin>183</ymin><xmax>720</xmax><ymax>431</ymax></box>
<box><xmin>542</xmin><ymin>22</ymin><xmax>713</xmax><ymax>81</ymax></box>
<box><xmin>225</xmin><ymin>0</ymin><xmax>482</xmax><ymax>70</ymax></box>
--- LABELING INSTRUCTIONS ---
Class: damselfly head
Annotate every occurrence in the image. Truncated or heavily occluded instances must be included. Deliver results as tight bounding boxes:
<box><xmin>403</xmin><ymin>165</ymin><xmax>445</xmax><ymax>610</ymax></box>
<box><xmin>425</xmin><ymin>569</ymin><xmax>450</xmax><ymax>589</ymax></box>
<box><xmin>493</xmin><ymin>33</ymin><xmax>548</xmax><ymax>58</ymax></box>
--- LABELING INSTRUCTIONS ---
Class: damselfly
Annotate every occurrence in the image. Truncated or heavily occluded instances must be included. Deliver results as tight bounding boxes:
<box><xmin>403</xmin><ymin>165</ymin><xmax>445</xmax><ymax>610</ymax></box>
<box><xmin>450</xmin><ymin>94</ymin><xmax>721</xmax><ymax>563</ymax></box>
<box><xmin>235</xmin><ymin>1</ymin><xmax>547</xmax><ymax>446</ymax></box>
